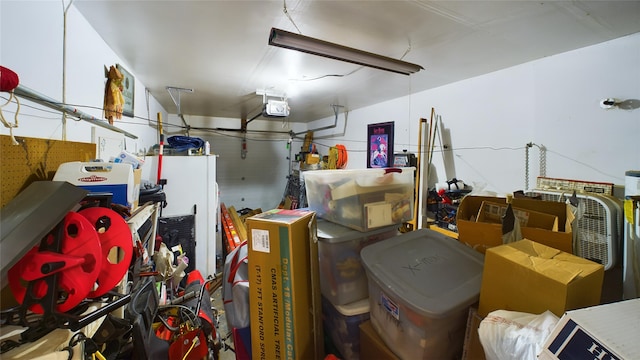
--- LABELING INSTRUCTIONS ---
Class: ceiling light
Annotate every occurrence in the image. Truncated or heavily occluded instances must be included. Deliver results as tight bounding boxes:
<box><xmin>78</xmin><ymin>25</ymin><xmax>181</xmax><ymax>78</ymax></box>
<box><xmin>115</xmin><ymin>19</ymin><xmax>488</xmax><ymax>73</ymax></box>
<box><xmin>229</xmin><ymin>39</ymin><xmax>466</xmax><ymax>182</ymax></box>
<box><xmin>268</xmin><ymin>28</ymin><xmax>424</xmax><ymax>76</ymax></box>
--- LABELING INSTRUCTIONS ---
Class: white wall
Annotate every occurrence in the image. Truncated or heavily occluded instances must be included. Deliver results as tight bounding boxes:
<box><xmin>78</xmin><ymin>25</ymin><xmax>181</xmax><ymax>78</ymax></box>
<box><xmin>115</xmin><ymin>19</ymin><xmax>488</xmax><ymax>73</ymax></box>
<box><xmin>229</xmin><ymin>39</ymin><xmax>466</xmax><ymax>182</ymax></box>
<box><xmin>182</xmin><ymin>115</ymin><xmax>308</xmax><ymax>211</ymax></box>
<box><xmin>3</xmin><ymin>1</ymin><xmax>638</xmax><ymax>212</ymax></box>
<box><xmin>1</xmin><ymin>1</ymin><xmax>163</xmax><ymax>153</ymax></box>
<box><xmin>308</xmin><ymin>32</ymin><xmax>640</xmax><ymax>197</ymax></box>
<box><xmin>0</xmin><ymin>1</ymin><xmax>304</xmax><ymax>212</ymax></box>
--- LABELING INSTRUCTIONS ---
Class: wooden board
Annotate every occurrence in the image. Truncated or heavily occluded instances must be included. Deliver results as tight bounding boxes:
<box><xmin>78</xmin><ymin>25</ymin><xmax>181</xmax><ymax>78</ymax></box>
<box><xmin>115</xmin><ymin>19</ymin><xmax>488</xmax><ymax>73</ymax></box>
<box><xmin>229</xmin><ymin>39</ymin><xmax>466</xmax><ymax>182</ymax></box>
<box><xmin>228</xmin><ymin>205</ymin><xmax>247</xmax><ymax>242</ymax></box>
<box><xmin>220</xmin><ymin>202</ymin><xmax>241</xmax><ymax>251</ymax></box>
<box><xmin>1</xmin><ymin>135</ymin><xmax>96</xmax><ymax>208</ymax></box>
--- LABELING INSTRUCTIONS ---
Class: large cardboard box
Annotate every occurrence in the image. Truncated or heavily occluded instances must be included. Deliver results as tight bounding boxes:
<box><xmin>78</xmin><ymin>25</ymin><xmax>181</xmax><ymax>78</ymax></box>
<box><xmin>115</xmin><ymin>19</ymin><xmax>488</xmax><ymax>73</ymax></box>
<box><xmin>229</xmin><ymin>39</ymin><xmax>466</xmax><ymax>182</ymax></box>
<box><xmin>457</xmin><ymin>196</ymin><xmax>574</xmax><ymax>254</ymax></box>
<box><xmin>478</xmin><ymin>239</ymin><xmax>604</xmax><ymax>318</ymax></box>
<box><xmin>538</xmin><ymin>298</ymin><xmax>640</xmax><ymax>360</ymax></box>
<box><xmin>476</xmin><ymin>201</ymin><xmax>559</xmax><ymax>231</ymax></box>
<box><xmin>461</xmin><ymin>307</ymin><xmax>486</xmax><ymax>360</ymax></box>
<box><xmin>247</xmin><ymin>209</ymin><xmax>323</xmax><ymax>360</ymax></box>
<box><xmin>358</xmin><ymin>320</ymin><xmax>400</xmax><ymax>360</ymax></box>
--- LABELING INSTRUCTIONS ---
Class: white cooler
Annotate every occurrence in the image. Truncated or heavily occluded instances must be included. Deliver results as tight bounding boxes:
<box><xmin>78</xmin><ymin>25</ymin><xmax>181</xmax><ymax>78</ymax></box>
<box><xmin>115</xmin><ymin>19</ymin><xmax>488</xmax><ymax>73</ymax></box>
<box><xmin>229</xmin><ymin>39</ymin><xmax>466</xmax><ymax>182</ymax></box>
<box><xmin>53</xmin><ymin>162</ymin><xmax>135</xmax><ymax>208</ymax></box>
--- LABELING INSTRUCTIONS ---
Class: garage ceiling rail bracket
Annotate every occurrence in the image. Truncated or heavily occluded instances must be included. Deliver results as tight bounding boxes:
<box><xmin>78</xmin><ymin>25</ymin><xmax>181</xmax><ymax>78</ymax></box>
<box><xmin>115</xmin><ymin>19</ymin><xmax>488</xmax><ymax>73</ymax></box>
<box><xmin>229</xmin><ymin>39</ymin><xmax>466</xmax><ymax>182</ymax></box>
<box><xmin>166</xmin><ymin>86</ymin><xmax>193</xmax><ymax>135</ymax></box>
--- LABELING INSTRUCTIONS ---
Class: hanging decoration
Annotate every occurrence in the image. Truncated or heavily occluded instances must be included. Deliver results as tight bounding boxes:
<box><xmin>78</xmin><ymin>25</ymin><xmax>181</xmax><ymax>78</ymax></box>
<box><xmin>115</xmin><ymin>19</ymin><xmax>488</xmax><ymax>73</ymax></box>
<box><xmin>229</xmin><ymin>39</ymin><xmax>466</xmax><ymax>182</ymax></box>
<box><xmin>103</xmin><ymin>65</ymin><xmax>125</xmax><ymax>125</ymax></box>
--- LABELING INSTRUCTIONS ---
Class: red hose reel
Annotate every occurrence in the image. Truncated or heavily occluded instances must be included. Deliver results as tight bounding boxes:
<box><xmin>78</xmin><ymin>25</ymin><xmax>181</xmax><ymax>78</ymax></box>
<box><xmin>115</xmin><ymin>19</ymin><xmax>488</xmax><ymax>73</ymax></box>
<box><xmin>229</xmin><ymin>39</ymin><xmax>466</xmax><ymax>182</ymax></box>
<box><xmin>7</xmin><ymin>207</ymin><xmax>133</xmax><ymax>314</ymax></box>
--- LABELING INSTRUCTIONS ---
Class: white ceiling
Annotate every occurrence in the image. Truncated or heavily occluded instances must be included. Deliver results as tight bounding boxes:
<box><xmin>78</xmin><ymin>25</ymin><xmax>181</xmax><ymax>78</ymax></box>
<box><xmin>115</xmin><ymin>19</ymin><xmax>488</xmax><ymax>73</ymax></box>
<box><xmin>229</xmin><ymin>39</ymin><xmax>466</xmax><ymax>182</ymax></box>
<box><xmin>74</xmin><ymin>0</ymin><xmax>640</xmax><ymax>124</ymax></box>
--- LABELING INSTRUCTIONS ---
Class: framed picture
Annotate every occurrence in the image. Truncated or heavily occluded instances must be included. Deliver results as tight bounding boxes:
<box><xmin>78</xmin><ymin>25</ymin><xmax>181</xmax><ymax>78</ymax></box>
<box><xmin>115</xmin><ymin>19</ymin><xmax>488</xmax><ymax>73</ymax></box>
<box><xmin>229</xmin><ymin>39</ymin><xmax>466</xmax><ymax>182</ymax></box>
<box><xmin>116</xmin><ymin>64</ymin><xmax>135</xmax><ymax>117</ymax></box>
<box><xmin>367</xmin><ymin>121</ymin><xmax>394</xmax><ymax>168</ymax></box>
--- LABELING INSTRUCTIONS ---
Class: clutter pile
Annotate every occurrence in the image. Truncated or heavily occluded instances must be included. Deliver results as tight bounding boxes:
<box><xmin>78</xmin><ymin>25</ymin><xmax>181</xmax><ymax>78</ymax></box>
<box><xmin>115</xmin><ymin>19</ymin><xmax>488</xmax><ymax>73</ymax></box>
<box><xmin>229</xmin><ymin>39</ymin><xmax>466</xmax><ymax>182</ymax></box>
<box><xmin>1</xmin><ymin>159</ymin><xmax>223</xmax><ymax>359</ymax></box>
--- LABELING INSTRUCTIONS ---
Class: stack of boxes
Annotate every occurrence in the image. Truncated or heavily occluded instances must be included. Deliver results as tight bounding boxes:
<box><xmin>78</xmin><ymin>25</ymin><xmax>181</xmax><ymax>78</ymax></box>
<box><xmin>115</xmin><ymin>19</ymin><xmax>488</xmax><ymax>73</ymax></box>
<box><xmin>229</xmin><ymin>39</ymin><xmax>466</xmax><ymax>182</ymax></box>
<box><xmin>456</xmin><ymin>195</ymin><xmax>606</xmax><ymax>359</ymax></box>
<box><xmin>317</xmin><ymin>220</ymin><xmax>399</xmax><ymax>359</ymax></box>
<box><xmin>305</xmin><ymin>172</ymin><xmax>608</xmax><ymax>360</ymax></box>
<box><xmin>306</xmin><ymin>168</ymin><xmax>485</xmax><ymax>359</ymax></box>
<box><xmin>462</xmin><ymin>239</ymin><xmax>605</xmax><ymax>359</ymax></box>
<box><xmin>304</xmin><ymin>168</ymin><xmax>414</xmax><ymax>359</ymax></box>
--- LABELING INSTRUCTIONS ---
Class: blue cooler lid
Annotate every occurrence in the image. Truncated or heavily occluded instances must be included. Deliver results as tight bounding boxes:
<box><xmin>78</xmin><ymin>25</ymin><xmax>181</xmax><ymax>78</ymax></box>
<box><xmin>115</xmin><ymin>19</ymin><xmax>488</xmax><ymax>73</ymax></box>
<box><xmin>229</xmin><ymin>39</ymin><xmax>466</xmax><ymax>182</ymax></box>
<box><xmin>361</xmin><ymin>228</ymin><xmax>484</xmax><ymax>318</ymax></box>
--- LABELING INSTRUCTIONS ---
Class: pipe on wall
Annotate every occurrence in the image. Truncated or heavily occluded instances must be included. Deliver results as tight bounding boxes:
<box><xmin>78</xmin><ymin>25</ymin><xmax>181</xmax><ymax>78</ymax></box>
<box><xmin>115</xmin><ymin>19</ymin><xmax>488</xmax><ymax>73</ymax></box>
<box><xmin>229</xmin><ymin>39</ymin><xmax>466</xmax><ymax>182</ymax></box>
<box><xmin>293</xmin><ymin>104</ymin><xmax>345</xmax><ymax>137</ymax></box>
<box><xmin>13</xmin><ymin>84</ymin><xmax>138</xmax><ymax>139</ymax></box>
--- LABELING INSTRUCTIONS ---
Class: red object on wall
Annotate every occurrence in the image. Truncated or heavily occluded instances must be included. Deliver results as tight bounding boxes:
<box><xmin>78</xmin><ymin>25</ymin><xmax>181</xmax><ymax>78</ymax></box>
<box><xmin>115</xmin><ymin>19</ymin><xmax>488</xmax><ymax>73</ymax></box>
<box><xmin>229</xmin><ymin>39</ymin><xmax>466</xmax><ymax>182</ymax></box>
<box><xmin>0</xmin><ymin>66</ymin><xmax>19</xmax><ymax>92</ymax></box>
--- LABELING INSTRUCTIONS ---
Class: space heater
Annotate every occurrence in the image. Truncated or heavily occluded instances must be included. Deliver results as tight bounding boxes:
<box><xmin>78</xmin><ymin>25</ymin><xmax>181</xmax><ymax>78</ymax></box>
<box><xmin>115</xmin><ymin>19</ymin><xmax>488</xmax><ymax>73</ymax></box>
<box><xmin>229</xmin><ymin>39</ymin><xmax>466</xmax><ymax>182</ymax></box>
<box><xmin>525</xmin><ymin>187</ymin><xmax>623</xmax><ymax>271</ymax></box>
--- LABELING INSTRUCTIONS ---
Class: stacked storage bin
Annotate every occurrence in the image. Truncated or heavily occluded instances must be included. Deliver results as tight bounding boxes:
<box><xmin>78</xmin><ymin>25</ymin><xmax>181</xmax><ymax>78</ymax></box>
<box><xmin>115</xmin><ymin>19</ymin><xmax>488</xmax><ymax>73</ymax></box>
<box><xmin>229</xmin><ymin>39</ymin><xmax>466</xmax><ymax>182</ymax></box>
<box><xmin>361</xmin><ymin>229</ymin><xmax>484</xmax><ymax>359</ymax></box>
<box><xmin>316</xmin><ymin>220</ymin><xmax>399</xmax><ymax>359</ymax></box>
<box><xmin>304</xmin><ymin>168</ymin><xmax>414</xmax><ymax>232</ymax></box>
<box><xmin>304</xmin><ymin>168</ymin><xmax>414</xmax><ymax>359</ymax></box>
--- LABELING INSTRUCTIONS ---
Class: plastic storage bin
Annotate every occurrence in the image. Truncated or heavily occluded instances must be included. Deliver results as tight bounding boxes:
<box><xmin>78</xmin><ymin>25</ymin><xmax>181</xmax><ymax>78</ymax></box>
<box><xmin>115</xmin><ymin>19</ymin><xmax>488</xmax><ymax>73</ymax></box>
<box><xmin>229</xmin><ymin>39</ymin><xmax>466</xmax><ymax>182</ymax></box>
<box><xmin>361</xmin><ymin>229</ymin><xmax>484</xmax><ymax>360</ymax></box>
<box><xmin>322</xmin><ymin>296</ymin><xmax>370</xmax><ymax>360</ymax></box>
<box><xmin>317</xmin><ymin>219</ymin><xmax>399</xmax><ymax>305</ymax></box>
<box><xmin>304</xmin><ymin>168</ymin><xmax>414</xmax><ymax>231</ymax></box>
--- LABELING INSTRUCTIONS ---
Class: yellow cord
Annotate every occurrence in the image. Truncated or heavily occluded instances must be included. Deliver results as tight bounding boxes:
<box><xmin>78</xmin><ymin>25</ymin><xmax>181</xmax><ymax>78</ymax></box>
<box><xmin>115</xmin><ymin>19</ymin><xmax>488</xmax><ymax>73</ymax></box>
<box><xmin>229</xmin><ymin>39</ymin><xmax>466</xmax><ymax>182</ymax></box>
<box><xmin>181</xmin><ymin>335</ymin><xmax>199</xmax><ymax>360</ymax></box>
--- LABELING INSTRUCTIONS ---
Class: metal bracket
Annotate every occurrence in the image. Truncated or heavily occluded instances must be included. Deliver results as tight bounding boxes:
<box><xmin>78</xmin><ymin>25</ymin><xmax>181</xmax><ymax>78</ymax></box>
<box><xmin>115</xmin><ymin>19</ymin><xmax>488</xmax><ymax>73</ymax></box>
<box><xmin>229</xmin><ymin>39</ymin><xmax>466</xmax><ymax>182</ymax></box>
<box><xmin>166</xmin><ymin>86</ymin><xmax>193</xmax><ymax>135</ymax></box>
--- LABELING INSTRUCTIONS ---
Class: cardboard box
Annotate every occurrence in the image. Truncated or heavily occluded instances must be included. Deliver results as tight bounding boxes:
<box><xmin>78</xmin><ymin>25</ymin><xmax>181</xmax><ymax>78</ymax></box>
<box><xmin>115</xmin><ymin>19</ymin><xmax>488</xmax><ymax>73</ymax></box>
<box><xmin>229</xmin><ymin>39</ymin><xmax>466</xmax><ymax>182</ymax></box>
<box><xmin>457</xmin><ymin>196</ymin><xmax>574</xmax><ymax>254</ymax></box>
<box><xmin>476</xmin><ymin>201</ymin><xmax>559</xmax><ymax>231</ymax></box>
<box><xmin>132</xmin><ymin>168</ymin><xmax>142</xmax><ymax>209</ymax></box>
<box><xmin>461</xmin><ymin>307</ymin><xmax>486</xmax><ymax>360</ymax></box>
<box><xmin>539</xmin><ymin>298</ymin><xmax>640</xmax><ymax>360</ymax></box>
<box><xmin>247</xmin><ymin>209</ymin><xmax>323</xmax><ymax>360</ymax></box>
<box><xmin>114</xmin><ymin>150</ymin><xmax>145</xmax><ymax>169</ymax></box>
<box><xmin>478</xmin><ymin>239</ymin><xmax>604</xmax><ymax>318</ymax></box>
<box><xmin>358</xmin><ymin>320</ymin><xmax>400</xmax><ymax>360</ymax></box>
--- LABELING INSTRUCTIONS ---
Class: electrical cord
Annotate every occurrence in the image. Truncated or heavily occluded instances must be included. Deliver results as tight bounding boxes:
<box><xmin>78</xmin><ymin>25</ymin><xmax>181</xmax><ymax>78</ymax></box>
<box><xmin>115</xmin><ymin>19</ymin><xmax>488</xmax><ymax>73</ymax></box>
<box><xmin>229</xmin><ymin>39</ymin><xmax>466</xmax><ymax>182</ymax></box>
<box><xmin>181</xmin><ymin>335</ymin><xmax>199</xmax><ymax>360</ymax></box>
<box><xmin>0</xmin><ymin>93</ymin><xmax>624</xmax><ymax>182</ymax></box>
<box><xmin>0</xmin><ymin>91</ymin><xmax>20</xmax><ymax>145</ymax></box>
<box><xmin>62</xmin><ymin>332</ymin><xmax>100</xmax><ymax>360</ymax></box>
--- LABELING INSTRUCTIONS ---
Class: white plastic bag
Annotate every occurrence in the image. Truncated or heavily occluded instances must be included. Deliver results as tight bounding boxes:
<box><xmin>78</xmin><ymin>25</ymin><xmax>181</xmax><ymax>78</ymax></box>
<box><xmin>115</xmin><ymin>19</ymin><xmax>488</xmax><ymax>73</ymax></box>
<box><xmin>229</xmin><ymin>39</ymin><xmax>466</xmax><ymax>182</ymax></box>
<box><xmin>478</xmin><ymin>309</ymin><xmax>559</xmax><ymax>360</ymax></box>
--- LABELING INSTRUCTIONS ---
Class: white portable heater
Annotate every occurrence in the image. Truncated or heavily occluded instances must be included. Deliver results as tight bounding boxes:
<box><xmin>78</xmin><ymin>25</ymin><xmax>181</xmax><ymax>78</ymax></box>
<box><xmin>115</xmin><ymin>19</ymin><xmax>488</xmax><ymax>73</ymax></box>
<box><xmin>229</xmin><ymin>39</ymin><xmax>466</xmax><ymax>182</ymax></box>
<box><xmin>525</xmin><ymin>189</ymin><xmax>623</xmax><ymax>271</ymax></box>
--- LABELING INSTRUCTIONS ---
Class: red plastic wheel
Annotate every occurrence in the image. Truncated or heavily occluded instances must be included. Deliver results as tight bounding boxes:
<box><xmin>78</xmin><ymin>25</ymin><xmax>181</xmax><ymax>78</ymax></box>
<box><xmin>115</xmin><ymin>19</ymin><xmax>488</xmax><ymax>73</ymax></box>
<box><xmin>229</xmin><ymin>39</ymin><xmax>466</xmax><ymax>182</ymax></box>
<box><xmin>79</xmin><ymin>207</ymin><xmax>133</xmax><ymax>297</ymax></box>
<box><xmin>8</xmin><ymin>211</ymin><xmax>102</xmax><ymax>314</ymax></box>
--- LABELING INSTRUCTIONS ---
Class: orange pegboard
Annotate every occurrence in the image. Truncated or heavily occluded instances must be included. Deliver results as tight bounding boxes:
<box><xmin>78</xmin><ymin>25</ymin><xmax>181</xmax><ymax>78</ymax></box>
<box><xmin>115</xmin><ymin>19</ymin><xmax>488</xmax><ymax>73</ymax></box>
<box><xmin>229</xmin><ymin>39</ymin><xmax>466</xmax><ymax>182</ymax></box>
<box><xmin>1</xmin><ymin>135</ymin><xmax>96</xmax><ymax>208</ymax></box>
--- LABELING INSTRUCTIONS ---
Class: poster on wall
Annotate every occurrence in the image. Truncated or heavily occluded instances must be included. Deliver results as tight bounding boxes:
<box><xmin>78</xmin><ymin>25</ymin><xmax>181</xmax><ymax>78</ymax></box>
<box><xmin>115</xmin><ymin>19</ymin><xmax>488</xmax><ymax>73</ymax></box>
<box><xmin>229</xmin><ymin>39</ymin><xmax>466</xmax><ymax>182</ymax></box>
<box><xmin>116</xmin><ymin>64</ymin><xmax>135</xmax><ymax>117</ymax></box>
<box><xmin>367</xmin><ymin>121</ymin><xmax>394</xmax><ymax>168</ymax></box>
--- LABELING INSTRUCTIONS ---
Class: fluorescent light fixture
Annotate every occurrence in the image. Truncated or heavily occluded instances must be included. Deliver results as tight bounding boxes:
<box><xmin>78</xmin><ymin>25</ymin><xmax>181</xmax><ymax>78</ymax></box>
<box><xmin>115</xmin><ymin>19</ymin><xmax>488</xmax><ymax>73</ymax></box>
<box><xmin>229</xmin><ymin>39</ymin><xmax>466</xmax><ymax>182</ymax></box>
<box><xmin>268</xmin><ymin>28</ymin><xmax>424</xmax><ymax>76</ymax></box>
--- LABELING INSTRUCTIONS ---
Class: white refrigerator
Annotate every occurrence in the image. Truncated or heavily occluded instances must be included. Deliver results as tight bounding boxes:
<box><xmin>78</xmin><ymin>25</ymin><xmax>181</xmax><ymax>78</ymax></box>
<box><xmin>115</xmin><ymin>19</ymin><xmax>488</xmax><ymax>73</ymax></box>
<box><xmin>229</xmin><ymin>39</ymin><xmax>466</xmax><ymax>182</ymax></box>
<box><xmin>142</xmin><ymin>155</ymin><xmax>219</xmax><ymax>278</ymax></box>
